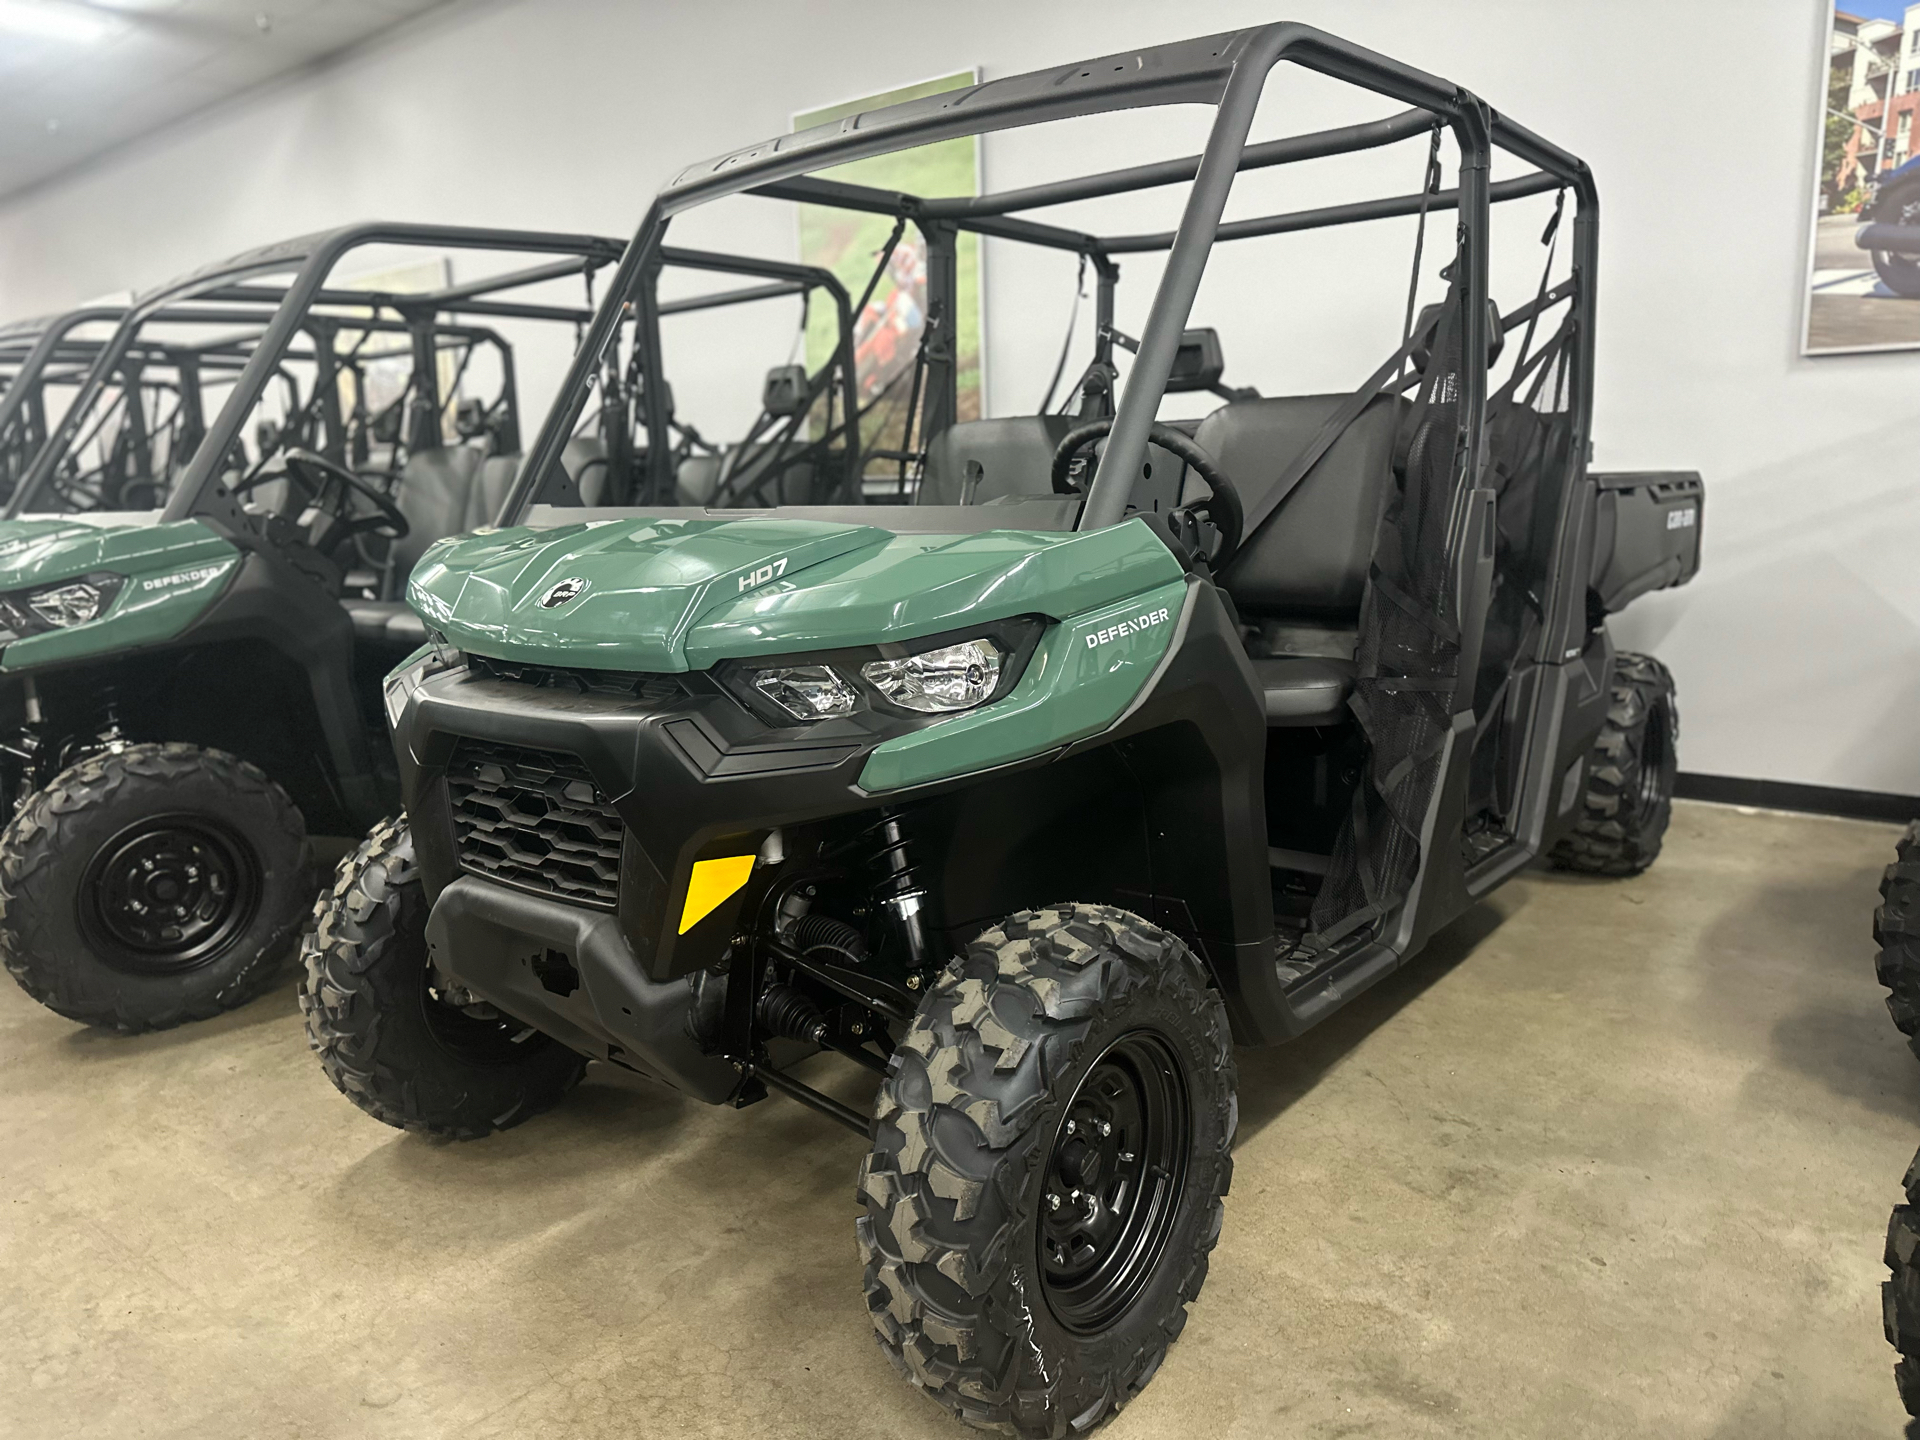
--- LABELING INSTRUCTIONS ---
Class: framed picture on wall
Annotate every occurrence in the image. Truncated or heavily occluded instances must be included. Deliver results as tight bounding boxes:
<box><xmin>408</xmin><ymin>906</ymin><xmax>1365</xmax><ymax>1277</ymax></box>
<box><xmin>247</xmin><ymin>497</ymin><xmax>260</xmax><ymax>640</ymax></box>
<box><xmin>792</xmin><ymin>71</ymin><xmax>984</xmax><ymax>478</ymax></box>
<box><xmin>1804</xmin><ymin>2</ymin><xmax>1920</xmax><ymax>354</ymax></box>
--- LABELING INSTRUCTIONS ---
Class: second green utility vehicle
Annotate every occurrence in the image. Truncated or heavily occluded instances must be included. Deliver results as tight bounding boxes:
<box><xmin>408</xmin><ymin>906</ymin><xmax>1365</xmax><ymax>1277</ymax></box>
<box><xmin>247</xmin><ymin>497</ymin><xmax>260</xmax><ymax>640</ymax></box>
<box><xmin>306</xmin><ymin>25</ymin><xmax>1702</xmax><ymax>1434</ymax></box>
<box><xmin>0</xmin><ymin>227</ymin><xmax>631</xmax><ymax>1032</ymax></box>
<box><xmin>0</xmin><ymin>227</ymin><xmax>869</xmax><ymax>1034</ymax></box>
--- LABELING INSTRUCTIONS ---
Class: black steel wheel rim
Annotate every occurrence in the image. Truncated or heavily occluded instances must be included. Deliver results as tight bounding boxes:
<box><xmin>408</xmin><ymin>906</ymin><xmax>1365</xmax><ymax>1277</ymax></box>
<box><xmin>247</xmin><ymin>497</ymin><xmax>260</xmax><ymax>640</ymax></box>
<box><xmin>1038</xmin><ymin>1029</ymin><xmax>1192</xmax><ymax>1334</ymax></box>
<box><xmin>418</xmin><ymin>970</ymin><xmax>547</xmax><ymax>1067</ymax></box>
<box><xmin>80</xmin><ymin>814</ymin><xmax>261</xmax><ymax>975</ymax></box>
<box><xmin>1639</xmin><ymin>697</ymin><xmax>1673</xmax><ymax>812</ymax></box>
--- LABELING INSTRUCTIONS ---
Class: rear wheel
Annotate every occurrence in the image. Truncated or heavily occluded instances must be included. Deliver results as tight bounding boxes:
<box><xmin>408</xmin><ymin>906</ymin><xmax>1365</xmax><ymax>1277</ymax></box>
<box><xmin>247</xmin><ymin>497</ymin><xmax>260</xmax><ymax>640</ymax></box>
<box><xmin>1550</xmin><ymin>651</ymin><xmax>1678</xmax><ymax>877</ymax></box>
<box><xmin>299</xmin><ymin>817</ymin><xmax>586</xmax><ymax>1139</ymax></box>
<box><xmin>1877</xmin><ymin>823</ymin><xmax>1920</xmax><ymax>1058</ymax></box>
<box><xmin>858</xmin><ymin>904</ymin><xmax>1235</xmax><ymax>1436</ymax></box>
<box><xmin>1888</xmin><ymin>1146</ymin><xmax>1920</xmax><ymax>1424</ymax></box>
<box><xmin>1871</xmin><ymin>188</ymin><xmax>1920</xmax><ymax>299</ymax></box>
<box><xmin>0</xmin><ymin>742</ymin><xmax>311</xmax><ymax>1032</ymax></box>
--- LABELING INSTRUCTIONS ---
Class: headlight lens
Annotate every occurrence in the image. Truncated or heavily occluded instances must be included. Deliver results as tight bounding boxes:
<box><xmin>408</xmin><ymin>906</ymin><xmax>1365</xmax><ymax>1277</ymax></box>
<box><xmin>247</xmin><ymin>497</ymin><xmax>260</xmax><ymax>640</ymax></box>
<box><xmin>718</xmin><ymin>621</ymin><xmax>1036</xmax><ymax>726</ymax></box>
<box><xmin>862</xmin><ymin>638</ymin><xmax>1003</xmax><ymax>714</ymax></box>
<box><xmin>752</xmin><ymin>665</ymin><xmax>859</xmax><ymax>721</ymax></box>
<box><xmin>0</xmin><ymin>572</ymin><xmax>126</xmax><ymax>638</ymax></box>
<box><xmin>26</xmin><ymin>582</ymin><xmax>109</xmax><ymax>628</ymax></box>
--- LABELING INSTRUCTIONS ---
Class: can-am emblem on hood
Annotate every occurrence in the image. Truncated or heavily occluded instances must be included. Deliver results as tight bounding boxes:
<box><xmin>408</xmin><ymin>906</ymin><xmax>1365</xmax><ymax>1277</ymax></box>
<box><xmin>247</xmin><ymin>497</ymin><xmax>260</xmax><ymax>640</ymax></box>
<box><xmin>540</xmin><ymin>577</ymin><xmax>589</xmax><ymax>608</ymax></box>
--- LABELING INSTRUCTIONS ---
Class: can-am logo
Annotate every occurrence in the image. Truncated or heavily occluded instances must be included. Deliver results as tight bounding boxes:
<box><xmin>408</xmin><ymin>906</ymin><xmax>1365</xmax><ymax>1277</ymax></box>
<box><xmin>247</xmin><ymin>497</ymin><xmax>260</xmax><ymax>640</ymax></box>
<box><xmin>1666</xmin><ymin>507</ymin><xmax>1697</xmax><ymax>531</ymax></box>
<box><xmin>1085</xmin><ymin>606</ymin><xmax>1171</xmax><ymax>649</ymax></box>
<box><xmin>540</xmin><ymin>577</ymin><xmax>588</xmax><ymax>608</ymax></box>
<box><xmin>140</xmin><ymin>563</ymin><xmax>228</xmax><ymax>593</ymax></box>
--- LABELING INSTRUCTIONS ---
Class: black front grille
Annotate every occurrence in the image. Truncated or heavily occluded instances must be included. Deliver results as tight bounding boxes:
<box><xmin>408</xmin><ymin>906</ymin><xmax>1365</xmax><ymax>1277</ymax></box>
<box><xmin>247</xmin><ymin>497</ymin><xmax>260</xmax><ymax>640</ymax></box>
<box><xmin>466</xmin><ymin>652</ymin><xmax>683</xmax><ymax>703</ymax></box>
<box><xmin>445</xmin><ymin>739</ymin><xmax>623</xmax><ymax>908</ymax></box>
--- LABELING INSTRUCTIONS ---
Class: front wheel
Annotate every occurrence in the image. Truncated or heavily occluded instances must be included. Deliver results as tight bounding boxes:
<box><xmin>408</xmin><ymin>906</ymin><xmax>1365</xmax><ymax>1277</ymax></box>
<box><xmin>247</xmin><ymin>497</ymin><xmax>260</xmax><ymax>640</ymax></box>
<box><xmin>1889</xmin><ymin>1146</ymin><xmax>1920</xmax><ymax>1423</ymax></box>
<box><xmin>858</xmin><ymin>905</ymin><xmax>1236</xmax><ymax>1436</ymax></box>
<box><xmin>1549</xmin><ymin>651</ymin><xmax>1678</xmax><ymax>877</ymax></box>
<box><xmin>0</xmin><ymin>742</ymin><xmax>312</xmax><ymax>1032</ymax></box>
<box><xmin>1871</xmin><ymin>249</ymin><xmax>1920</xmax><ymax>299</ymax></box>
<box><xmin>299</xmin><ymin>817</ymin><xmax>587</xmax><ymax>1139</ymax></box>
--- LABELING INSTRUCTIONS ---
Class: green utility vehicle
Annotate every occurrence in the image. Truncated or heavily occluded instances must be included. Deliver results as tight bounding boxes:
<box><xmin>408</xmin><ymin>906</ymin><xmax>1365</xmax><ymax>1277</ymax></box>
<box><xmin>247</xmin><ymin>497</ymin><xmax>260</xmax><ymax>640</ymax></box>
<box><xmin>306</xmin><ymin>26</ymin><xmax>1702</xmax><ymax>1433</ymax></box>
<box><xmin>0</xmin><ymin>228</ymin><xmax>873</xmax><ymax>1035</ymax></box>
<box><xmin>0</xmin><ymin>227</ymin><xmax>635</xmax><ymax>1032</ymax></box>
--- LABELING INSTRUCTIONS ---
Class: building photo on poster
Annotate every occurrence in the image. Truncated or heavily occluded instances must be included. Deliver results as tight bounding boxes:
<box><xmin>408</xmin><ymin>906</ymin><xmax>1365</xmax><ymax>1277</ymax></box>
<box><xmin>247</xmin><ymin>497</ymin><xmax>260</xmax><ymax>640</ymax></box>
<box><xmin>1807</xmin><ymin>1</ymin><xmax>1920</xmax><ymax>352</ymax></box>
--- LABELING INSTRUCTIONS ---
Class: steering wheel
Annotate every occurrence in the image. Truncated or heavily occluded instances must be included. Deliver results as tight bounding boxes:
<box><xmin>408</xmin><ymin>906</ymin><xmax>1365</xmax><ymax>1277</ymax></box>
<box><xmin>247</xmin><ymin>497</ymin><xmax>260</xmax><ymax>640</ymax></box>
<box><xmin>1050</xmin><ymin>418</ymin><xmax>1244</xmax><ymax>567</ymax></box>
<box><xmin>233</xmin><ymin>448</ymin><xmax>409</xmax><ymax>555</ymax></box>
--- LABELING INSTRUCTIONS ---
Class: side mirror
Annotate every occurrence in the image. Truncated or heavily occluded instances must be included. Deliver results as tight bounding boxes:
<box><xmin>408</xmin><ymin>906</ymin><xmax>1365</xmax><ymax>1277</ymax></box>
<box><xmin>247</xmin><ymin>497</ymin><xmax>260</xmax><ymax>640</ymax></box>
<box><xmin>454</xmin><ymin>397</ymin><xmax>487</xmax><ymax>439</ymax></box>
<box><xmin>762</xmin><ymin>364</ymin><xmax>809</xmax><ymax>418</ymax></box>
<box><xmin>1164</xmin><ymin>329</ymin><xmax>1225</xmax><ymax>393</ymax></box>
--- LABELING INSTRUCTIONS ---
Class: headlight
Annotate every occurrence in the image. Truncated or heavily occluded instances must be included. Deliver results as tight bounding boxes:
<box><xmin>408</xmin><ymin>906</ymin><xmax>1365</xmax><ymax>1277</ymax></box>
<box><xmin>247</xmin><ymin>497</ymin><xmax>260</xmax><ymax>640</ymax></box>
<box><xmin>862</xmin><ymin>638</ymin><xmax>1002</xmax><ymax>713</ymax></box>
<box><xmin>752</xmin><ymin>665</ymin><xmax>859</xmax><ymax>721</ymax></box>
<box><xmin>27</xmin><ymin>582</ymin><xmax>109</xmax><ymax>627</ymax></box>
<box><xmin>0</xmin><ymin>572</ymin><xmax>126</xmax><ymax>639</ymax></box>
<box><xmin>716</xmin><ymin>619</ymin><xmax>1040</xmax><ymax>727</ymax></box>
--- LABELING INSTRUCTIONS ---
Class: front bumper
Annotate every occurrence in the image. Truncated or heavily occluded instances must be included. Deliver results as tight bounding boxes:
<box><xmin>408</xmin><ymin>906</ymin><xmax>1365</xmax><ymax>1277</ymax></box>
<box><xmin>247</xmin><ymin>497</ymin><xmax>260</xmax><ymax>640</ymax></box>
<box><xmin>391</xmin><ymin>660</ymin><xmax>913</xmax><ymax>1096</ymax></box>
<box><xmin>394</xmin><ymin>659</ymin><xmax>902</xmax><ymax>986</ymax></box>
<box><xmin>424</xmin><ymin>875</ymin><xmax>738</xmax><ymax>1103</ymax></box>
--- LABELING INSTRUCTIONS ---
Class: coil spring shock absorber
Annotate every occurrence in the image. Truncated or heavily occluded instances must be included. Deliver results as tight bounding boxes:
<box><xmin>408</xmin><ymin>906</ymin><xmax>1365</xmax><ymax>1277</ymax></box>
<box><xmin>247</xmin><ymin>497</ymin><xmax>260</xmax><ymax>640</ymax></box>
<box><xmin>867</xmin><ymin>811</ymin><xmax>931</xmax><ymax>971</ymax></box>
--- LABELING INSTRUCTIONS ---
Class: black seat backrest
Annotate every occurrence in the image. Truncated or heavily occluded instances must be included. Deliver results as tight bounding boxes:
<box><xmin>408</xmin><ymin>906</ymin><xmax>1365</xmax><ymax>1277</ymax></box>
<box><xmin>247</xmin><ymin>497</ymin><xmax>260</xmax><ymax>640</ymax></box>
<box><xmin>1197</xmin><ymin>394</ymin><xmax>1405</xmax><ymax>621</ymax></box>
<box><xmin>561</xmin><ymin>435</ymin><xmax>610</xmax><ymax>506</ymax></box>
<box><xmin>676</xmin><ymin>442</ymin><xmax>820</xmax><ymax>507</ymax></box>
<box><xmin>918</xmin><ymin>413</ymin><xmax>1197</xmax><ymax>512</ymax></box>
<box><xmin>389</xmin><ymin>445</ymin><xmax>485</xmax><ymax>582</ymax></box>
<box><xmin>472</xmin><ymin>454</ymin><xmax>519</xmax><ymax>526</ymax></box>
<box><xmin>918</xmin><ymin>415</ymin><xmax>1075</xmax><ymax>504</ymax></box>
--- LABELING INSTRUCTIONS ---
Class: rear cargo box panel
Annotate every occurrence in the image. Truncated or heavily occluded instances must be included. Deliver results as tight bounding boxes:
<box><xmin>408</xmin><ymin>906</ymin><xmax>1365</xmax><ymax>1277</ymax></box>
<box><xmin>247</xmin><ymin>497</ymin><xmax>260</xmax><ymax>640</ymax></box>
<box><xmin>1589</xmin><ymin>471</ymin><xmax>1703</xmax><ymax>611</ymax></box>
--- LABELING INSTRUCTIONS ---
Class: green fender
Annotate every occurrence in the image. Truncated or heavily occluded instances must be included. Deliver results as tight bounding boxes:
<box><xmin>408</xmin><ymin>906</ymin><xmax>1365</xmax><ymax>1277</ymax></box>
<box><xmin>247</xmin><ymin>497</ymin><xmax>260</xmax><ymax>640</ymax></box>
<box><xmin>0</xmin><ymin>519</ymin><xmax>241</xmax><ymax>671</ymax></box>
<box><xmin>859</xmin><ymin>576</ymin><xmax>1191</xmax><ymax>792</ymax></box>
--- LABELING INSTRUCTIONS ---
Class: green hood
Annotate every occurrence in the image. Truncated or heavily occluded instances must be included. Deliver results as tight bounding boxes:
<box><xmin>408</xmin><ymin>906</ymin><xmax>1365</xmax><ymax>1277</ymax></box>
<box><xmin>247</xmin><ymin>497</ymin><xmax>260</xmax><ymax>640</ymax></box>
<box><xmin>0</xmin><ymin>516</ymin><xmax>204</xmax><ymax>586</ymax></box>
<box><xmin>0</xmin><ymin>516</ymin><xmax>241</xmax><ymax>671</ymax></box>
<box><xmin>408</xmin><ymin>514</ymin><xmax>1186</xmax><ymax>671</ymax></box>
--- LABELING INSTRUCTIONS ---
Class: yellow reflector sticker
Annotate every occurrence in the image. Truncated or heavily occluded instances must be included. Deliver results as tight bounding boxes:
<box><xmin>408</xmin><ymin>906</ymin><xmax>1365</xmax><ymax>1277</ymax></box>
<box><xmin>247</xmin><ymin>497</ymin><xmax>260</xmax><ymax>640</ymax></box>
<box><xmin>678</xmin><ymin>855</ymin><xmax>757</xmax><ymax>935</ymax></box>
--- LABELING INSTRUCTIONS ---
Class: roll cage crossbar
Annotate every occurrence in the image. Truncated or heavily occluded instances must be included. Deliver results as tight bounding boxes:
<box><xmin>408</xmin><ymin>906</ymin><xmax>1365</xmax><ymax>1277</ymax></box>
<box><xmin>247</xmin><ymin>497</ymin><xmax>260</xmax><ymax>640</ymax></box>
<box><xmin>506</xmin><ymin>20</ymin><xmax>1596</xmax><ymax>542</ymax></box>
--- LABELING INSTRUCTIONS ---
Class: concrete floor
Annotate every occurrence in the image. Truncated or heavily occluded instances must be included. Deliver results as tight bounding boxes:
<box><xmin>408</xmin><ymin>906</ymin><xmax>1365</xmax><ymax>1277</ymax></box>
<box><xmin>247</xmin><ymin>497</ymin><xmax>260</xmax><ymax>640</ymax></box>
<box><xmin>1</xmin><ymin>800</ymin><xmax>1913</xmax><ymax>1439</ymax></box>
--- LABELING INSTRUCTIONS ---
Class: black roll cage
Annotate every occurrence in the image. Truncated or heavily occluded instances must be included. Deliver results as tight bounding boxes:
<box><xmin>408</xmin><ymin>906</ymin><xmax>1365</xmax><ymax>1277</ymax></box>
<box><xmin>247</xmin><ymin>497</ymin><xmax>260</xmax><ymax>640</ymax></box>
<box><xmin>629</xmin><ymin>246</ymin><xmax>863</xmax><ymax>506</ymax></box>
<box><xmin>505</xmin><ymin>22</ymin><xmax>1596</xmax><ymax>641</ymax></box>
<box><xmin>5</xmin><ymin>224</ymin><xmax>631</xmax><ymax>531</ymax></box>
<box><xmin>2</xmin><ymin>300</ymin><xmax>531</xmax><ymax>516</ymax></box>
<box><xmin>4</xmin><ymin>308</ymin><xmax>511</xmax><ymax>421</ymax></box>
<box><xmin>6</xmin><ymin>224</ymin><xmax>867</xmax><ymax>528</ymax></box>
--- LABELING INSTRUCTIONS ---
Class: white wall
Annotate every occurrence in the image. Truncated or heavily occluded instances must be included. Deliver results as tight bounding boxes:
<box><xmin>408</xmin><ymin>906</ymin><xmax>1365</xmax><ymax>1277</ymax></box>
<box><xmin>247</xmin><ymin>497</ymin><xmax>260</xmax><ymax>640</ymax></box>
<box><xmin>1</xmin><ymin>0</ymin><xmax>1913</xmax><ymax>796</ymax></box>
